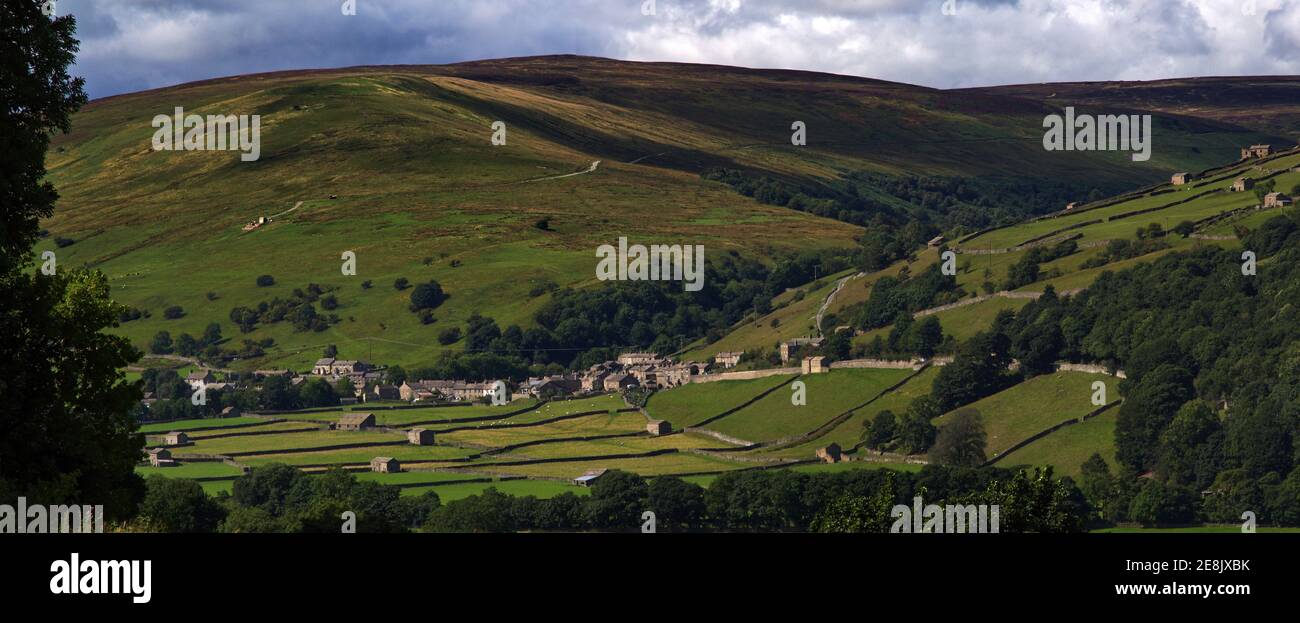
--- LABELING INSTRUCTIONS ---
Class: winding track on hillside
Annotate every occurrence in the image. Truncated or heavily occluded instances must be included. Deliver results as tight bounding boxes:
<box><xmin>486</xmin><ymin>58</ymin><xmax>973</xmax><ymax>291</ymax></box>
<box><xmin>816</xmin><ymin>272</ymin><xmax>864</xmax><ymax>336</ymax></box>
<box><xmin>522</xmin><ymin>160</ymin><xmax>600</xmax><ymax>183</ymax></box>
<box><xmin>268</xmin><ymin>201</ymin><xmax>304</xmax><ymax>219</ymax></box>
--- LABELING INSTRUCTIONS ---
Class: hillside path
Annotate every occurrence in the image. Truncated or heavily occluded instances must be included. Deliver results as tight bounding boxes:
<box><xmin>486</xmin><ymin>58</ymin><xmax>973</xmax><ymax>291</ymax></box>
<box><xmin>816</xmin><ymin>272</ymin><xmax>864</xmax><ymax>335</ymax></box>
<box><xmin>524</xmin><ymin>160</ymin><xmax>599</xmax><ymax>183</ymax></box>
<box><xmin>268</xmin><ymin>201</ymin><xmax>304</xmax><ymax>219</ymax></box>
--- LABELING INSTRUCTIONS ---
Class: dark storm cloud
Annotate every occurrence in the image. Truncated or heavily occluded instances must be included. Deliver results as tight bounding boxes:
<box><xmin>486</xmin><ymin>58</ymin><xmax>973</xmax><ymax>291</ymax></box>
<box><xmin>53</xmin><ymin>0</ymin><xmax>1300</xmax><ymax>99</ymax></box>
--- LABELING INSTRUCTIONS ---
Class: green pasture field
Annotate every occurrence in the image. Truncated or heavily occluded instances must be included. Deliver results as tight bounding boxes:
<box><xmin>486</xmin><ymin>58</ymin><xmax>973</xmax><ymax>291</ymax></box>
<box><xmin>481</xmin><ymin>433</ymin><xmax>721</xmax><ymax>461</ymax></box>
<box><xmin>165</xmin><ymin>421</ymin><xmax>324</xmax><ymax>440</ymax></box>
<box><xmin>135</xmin><ymin>462</ymin><xmax>245</xmax><ymax>480</ymax></box>
<box><xmin>462</xmin><ymin>451</ymin><xmax>752</xmax><ymax>479</ymax></box>
<box><xmin>496</xmin><ymin>394</ymin><xmax>630</xmax><ymax>424</ymax></box>
<box><xmin>139</xmin><ymin>416</ymin><xmax>267</xmax><ymax>433</ymax></box>
<box><xmin>170</xmin><ymin>429</ymin><xmax>405</xmax><ymax>456</ymax></box>
<box><xmin>755</xmin><ymin>366</ymin><xmax>939</xmax><ymax>459</ymax></box>
<box><xmin>274</xmin><ymin>399</ymin><xmax>539</xmax><ymax>426</ymax></box>
<box><xmin>237</xmin><ymin>444</ymin><xmax>478</xmax><ymax>467</ymax></box>
<box><xmin>644</xmin><ymin>374</ymin><xmax>798</xmax><ymax>428</ymax></box>
<box><xmin>933</xmin><ymin>371</ymin><xmax>1122</xmax><ymax>460</ymax></box>
<box><xmin>704</xmin><ymin>367</ymin><xmax>914</xmax><ymax>443</ymax></box>
<box><xmin>993</xmin><ymin>409</ymin><xmax>1119</xmax><ymax>478</ymax></box>
<box><xmin>1200</xmin><ymin>205</ymin><xmax>1297</xmax><ymax>236</ymax></box>
<box><xmin>439</xmin><ymin>411</ymin><xmax>646</xmax><ymax>448</ymax></box>
<box><xmin>854</xmin><ymin>295</ymin><xmax>1031</xmax><ymax>348</ymax></box>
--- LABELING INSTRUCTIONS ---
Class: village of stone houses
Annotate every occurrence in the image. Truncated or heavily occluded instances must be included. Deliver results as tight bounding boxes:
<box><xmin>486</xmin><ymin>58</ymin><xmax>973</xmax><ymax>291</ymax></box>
<box><xmin>144</xmin><ymin>345</ymin><xmax>874</xmax><ymax>494</ymax></box>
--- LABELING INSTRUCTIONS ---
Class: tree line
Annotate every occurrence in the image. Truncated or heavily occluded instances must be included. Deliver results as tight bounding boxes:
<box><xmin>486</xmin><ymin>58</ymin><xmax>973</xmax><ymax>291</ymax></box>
<box><xmin>133</xmin><ymin>462</ymin><xmax>1089</xmax><ymax>533</ymax></box>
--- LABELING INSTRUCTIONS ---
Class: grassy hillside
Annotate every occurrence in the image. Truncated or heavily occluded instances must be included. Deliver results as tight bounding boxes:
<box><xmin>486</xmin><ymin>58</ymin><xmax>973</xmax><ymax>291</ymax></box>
<box><xmin>932</xmin><ymin>372</ymin><xmax>1122</xmax><ymax>460</ymax></box>
<box><xmin>702</xmin><ymin>367</ymin><xmax>913</xmax><ymax>443</ymax></box>
<box><xmin>841</xmin><ymin>150</ymin><xmax>1300</xmax><ymax>349</ymax></box>
<box><xmin>643</xmin><ymin>374</ymin><xmax>797</xmax><ymax>427</ymax></box>
<box><xmin>994</xmin><ymin>409</ymin><xmax>1120</xmax><ymax>478</ymax></box>
<box><xmin>41</xmin><ymin>57</ymin><xmax>1280</xmax><ymax>370</ymax></box>
<box><xmin>967</xmin><ymin>76</ymin><xmax>1300</xmax><ymax>137</ymax></box>
<box><xmin>755</xmin><ymin>365</ymin><xmax>941</xmax><ymax>460</ymax></box>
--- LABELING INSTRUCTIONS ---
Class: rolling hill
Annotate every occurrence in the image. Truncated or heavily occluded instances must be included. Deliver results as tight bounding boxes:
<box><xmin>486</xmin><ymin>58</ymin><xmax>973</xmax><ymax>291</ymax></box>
<box><xmin>38</xmin><ymin>56</ymin><xmax>1286</xmax><ymax>370</ymax></box>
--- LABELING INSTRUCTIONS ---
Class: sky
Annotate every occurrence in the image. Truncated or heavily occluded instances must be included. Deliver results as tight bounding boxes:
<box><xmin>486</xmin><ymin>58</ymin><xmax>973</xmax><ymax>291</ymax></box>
<box><xmin>55</xmin><ymin>0</ymin><xmax>1300</xmax><ymax>99</ymax></box>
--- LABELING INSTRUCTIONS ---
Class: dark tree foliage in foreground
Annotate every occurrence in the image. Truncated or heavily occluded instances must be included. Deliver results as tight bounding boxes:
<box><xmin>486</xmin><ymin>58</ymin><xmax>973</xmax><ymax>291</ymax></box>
<box><xmin>0</xmin><ymin>4</ymin><xmax>147</xmax><ymax>521</ymax></box>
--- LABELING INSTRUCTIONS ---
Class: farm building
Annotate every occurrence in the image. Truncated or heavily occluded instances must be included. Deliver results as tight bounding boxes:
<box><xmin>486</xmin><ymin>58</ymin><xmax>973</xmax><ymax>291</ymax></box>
<box><xmin>407</xmin><ymin>428</ymin><xmax>435</xmax><ymax>445</ymax></box>
<box><xmin>337</xmin><ymin>413</ymin><xmax>376</xmax><ymax>431</ymax></box>
<box><xmin>927</xmin><ymin>235</ymin><xmax>946</xmax><ymax>247</ymax></box>
<box><xmin>368</xmin><ymin>385</ymin><xmax>402</xmax><ymax>401</ymax></box>
<box><xmin>398</xmin><ymin>381</ymin><xmax>439</xmax><ymax>403</ymax></box>
<box><xmin>370</xmin><ymin>457</ymin><xmax>400</xmax><ymax>473</ymax></box>
<box><xmin>147</xmin><ymin>448</ymin><xmax>175</xmax><ymax>467</ymax></box>
<box><xmin>656</xmin><ymin>363</ymin><xmax>702</xmax><ymax>388</ymax></box>
<box><xmin>163</xmin><ymin>431</ymin><xmax>189</xmax><ymax>445</ymax></box>
<box><xmin>220</xmin><ymin>406</ymin><xmax>241</xmax><ymax>418</ymax></box>
<box><xmin>314</xmin><ymin>358</ymin><xmax>369</xmax><ymax>376</ymax></box>
<box><xmin>414</xmin><ymin>379</ymin><xmax>499</xmax><ymax>402</ymax></box>
<box><xmin>646</xmin><ymin>420</ymin><xmax>671</xmax><ymax>435</ymax></box>
<box><xmin>714</xmin><ymin>351</ymin><xmax>743</xmax><ymax>368</ymax></box>
<box><xmin>573</xmin><ymin>469</ymin><xmax>608</xmax><ymax>487</ymax></box>
<box><xmin>802</xmin><ymin>356</ymin><xmax>827</xmax><ymax>375</ymax></box>
<box><xmin>1064</xmin><ymin>202</ymin><xmax>1078</xmax><ymax>211</ymax></box>
<box><xmin>1232</xmin><ymin>177</ymin><xmax>1255</xmax><ymax>192</ymax></box>
<box><xmin>815</xmin><ymin>443</ymin><xmax>842</xmax><ymax>464</ymax></box>
<box><xmin>780</xmin><ymin>337</ymin><xmax>823</xmax><ymax>363</ymax></box>
<box><xmin>1264</xmin><ymin>192</ymin><xmax>1294</xmax><ymax>208</ymax></box>
<box><xmin>1241</xmin><ymin>145</ymin><xmax>1272</xmax><ymax>159</ymax></box>
<box><xmin>581</xmin><ymin>370</ymin><xmax>610</xmax><ymax>392</ymax></box>
<box><xmin>1170</xmin><ymin>172</ymin><xmax>1191</xmax><ymax>185</ymax></box>
<box><xmin>617</xmin><ymin>352</ymin><xmax>663</xmax><ymax>367</ymax></box>
<box><xmin>531</xmin><ymin>376</ymin><xmax>581</xmax><ymax>398</ymax></box>
<box><xmin>241</xmin><ymin>216</ymin><xmax>270</xmax><ymax>232</ymax></box>
<box><xmin>186</xmin><ymin>370</ymin><xmax>215</xmax><ymax>390</ymax></box>
<box><xmin>603</xmin><ymin>373</ymin><xmax>640</xmax><ymax>391</ymax></box>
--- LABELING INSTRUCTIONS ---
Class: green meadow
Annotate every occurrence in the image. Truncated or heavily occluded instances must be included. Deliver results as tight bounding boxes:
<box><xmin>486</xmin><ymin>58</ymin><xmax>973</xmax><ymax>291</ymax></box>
<box><xmin>703</xmin><ymin>367</ymin><xmax>914</xmax><ymax>443</ymax></box>
<box><xmin>933</xmin><ymin>371</ymin><xmax>1122</xmax><ymax>460</ymax></box>
<box><xmin>644</xmin><ymin>374</ymin><xmax>798</xmax><ymax>428</ymax></box>
<box><xmin>994</xmin><ymin>410</ymin><xmax>1120</xmax><ymax>477</ymax></box>
<box><xmin>758</xmin><ymin>366</ymin><xmax>941</xmax><ymax>459</ymax></box>
<box><xmin>139</xmin><ymin>417</ymin><xmax>267</xmax><ymax>433</ymax></box>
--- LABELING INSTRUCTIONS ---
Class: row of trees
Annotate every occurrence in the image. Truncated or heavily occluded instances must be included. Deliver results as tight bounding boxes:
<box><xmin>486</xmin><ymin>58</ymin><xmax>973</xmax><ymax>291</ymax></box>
<box><xmin>137</xmin><ymin>465</ymin><xmax>439</xmax><ymax>533</ymax></box>
<box><xmin>135</xmin><ymin>463</ymin><xmax>1089</xmax><ymax>533</ymax></box>
<box><xmin>852</xmin><ymin>264</ymin><xmax>964</xmax><ymax>330</ymax></box>
<box><xmin>133</xmin><ymin>368</ymin><xmax>357</xmax><ymax>421</ymax></box>
<box><xmin>228</xmin><ymin>282</ymin><xmax>341</xmax><ymax>334</ymax></box>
